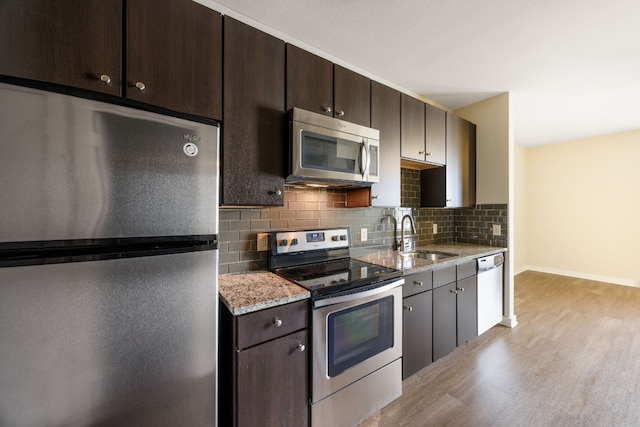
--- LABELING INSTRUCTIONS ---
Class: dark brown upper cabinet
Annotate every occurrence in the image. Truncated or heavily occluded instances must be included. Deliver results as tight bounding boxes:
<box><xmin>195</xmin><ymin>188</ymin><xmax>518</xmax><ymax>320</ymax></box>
<box><xmin>126</xmin><ymin>0</ymin><xmax>222</xmax><ymax>119</ymax></box>
<box><xmin>333</xmin><ymin>65</ymin><xmax>371</xmax><ymax>127</ymax></box>
<box><xmin>401</xmin><ymin>93</ymin><xmax>448</xmax><ymax>168</ymax></box>
<box><xmin>425</xmin><ymin>103</ymin><xmax>446</xmax><ymax>165</ymax></box>
<box><xmin>286</xmin><ymin>44</ymin><xmax>333</xmax><ymax>117</ymax></box>
<box><xmin>400</xmin><ymin>94</ymin><xmax>426</xmax><ymax>162</ymax></box>
<box><xmin>370</xmin><ymin>81</ymin><xmax>401</xmax><ymax>207</ymax></box>
<box><xmin>222</xmin><ymin>17</ymin><xmax>285</xmax><ymax>207</ymax></box>
<box><xmin>0</xmin><ymin>0</ymin><xmax>222</xmax><ymax>120</ymax></box>
<box><xmin>0</xmin><ymin>0</ymin><xmax>122</xmax><ymax>96</ymax></box>
<box><xmin>286</xmin><ymin>45</ymin><xmax>370</xmax><ymax>127</ymax></box>
<box><xmin>421</xmin><ymin>113</ymin><xmax>476</xmax><ymax>208</ymax></box>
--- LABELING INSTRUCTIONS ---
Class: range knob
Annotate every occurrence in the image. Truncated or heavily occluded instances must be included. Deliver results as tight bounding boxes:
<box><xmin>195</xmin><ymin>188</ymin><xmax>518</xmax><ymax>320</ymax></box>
<box><xmin>279</xmin><ymin>239</ymin><xmax>288</xmax><ymax>247</ymax></box>
<box><xmin>340</xmin><ymin>235</ymin><xmax>347</xmax><ymax>240</ymax></box>
<box><xmin>291</xmin><ymin>238</ymin><xmax>299</xmax><ymax>245</ymax></box>
<box><xmin>331</xmin><ymin>235</ymin><xmax>340</xmax><ymax>241</ymax></box>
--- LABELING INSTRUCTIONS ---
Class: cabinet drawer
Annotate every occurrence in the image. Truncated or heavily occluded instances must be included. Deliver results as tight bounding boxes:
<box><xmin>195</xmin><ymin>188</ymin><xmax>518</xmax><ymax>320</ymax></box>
<box><xmin>433</xmin><ymin>265</ymin><xmax>456</xmax><ymax>289</ymax></box>
<box><xmin>236</xmin><ymin>300</ymin><xmax>308</xmax><ymax>349</ymax></box>
<box><xmin>403</xmin><ymin>270</ymin><xmax>433</xmax><ymax>297</ymax></box>
<box><xmin>457</xmin><ymin>260</ymin><xmax>477</xmax><ymax>280</ymax></box>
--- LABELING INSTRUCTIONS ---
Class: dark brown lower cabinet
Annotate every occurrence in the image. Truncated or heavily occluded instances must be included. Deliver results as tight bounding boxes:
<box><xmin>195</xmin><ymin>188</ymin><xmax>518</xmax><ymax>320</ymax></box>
<box><xmin>237</xmin><ymin>330</ymin><xmax>308</xmax><ymax>427</ymax></box>
<box><xmin>219</xmin><ymin>300</ymin><xmax>309</xmax><ymax>427</ymax></box>
<box><xmin>402</xmin><ymin>290</ymin><xmax>432</xmax><ymax>379</ymax></box>
<box><xmin>433</xmin><ymin>282</ymin><xmax>458</xmax><ymax>361</ymax></box>
<box><xmin>456</xmin><ymin>275</ymin><xmax>478</xmax><ymax>346</ymax></box>
<box><xmin>432</xmin><ymin>264</ymin><xmax>478</xmax><ymax>362</ymax></box>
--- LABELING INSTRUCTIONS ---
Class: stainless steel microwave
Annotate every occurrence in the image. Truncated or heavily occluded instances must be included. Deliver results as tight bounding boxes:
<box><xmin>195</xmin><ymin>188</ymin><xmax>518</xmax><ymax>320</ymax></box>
<box><xmin>287</xmin><ymin>108</ymin><xmax>380</xmax><ymax>187</ymax></box>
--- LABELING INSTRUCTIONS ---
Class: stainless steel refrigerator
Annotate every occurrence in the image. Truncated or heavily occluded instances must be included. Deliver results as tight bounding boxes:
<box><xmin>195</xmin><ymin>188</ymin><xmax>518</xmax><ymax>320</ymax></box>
<box><xmin>0</xmin><ymin>82</ymin><xmax>219</xmax><ymax>426</ymax></box>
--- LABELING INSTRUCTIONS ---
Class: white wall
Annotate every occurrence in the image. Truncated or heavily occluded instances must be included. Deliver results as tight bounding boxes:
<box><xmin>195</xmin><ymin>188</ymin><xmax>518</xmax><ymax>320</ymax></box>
<box><xmin>514</xmin><ymin>144</ymin><xmax>528</xmax><ymax>274</ymax></box>
<box><xmin>525</xmin><ymin>129</ymin><xmax>640</xmax><ymax>286</ymax></box>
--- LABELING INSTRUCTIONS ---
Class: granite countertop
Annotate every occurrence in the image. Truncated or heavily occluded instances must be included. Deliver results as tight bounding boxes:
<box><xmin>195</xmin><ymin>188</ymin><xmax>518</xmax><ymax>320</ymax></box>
<box><xmin>358</xmin><ymin>244</ymin><xmax>506</xmax><ymax>275</ymax></box>
<box><xmin>219</xmin><ymin>271</ymin><xmax>310</xmax><ymax>315</ymax></box>
<box><xmin>219</xmin><ymin>245</ymin><xmax>505</xmax><ymax>315</ymax></box>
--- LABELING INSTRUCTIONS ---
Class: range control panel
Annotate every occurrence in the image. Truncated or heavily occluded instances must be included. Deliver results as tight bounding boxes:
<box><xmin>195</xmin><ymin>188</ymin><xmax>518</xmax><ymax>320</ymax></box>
<box><xmin>273</xmin><ymin>228</ymin><xmax>350</xmax><ymax>254</ymax></box>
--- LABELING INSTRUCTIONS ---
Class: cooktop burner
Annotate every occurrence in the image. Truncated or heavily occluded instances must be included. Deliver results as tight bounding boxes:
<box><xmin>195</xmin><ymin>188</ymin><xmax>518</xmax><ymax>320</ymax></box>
<box><xmin>268</xmin><ymin>228</ymin><xmax>401</xmax><ymax>298</ymax></box>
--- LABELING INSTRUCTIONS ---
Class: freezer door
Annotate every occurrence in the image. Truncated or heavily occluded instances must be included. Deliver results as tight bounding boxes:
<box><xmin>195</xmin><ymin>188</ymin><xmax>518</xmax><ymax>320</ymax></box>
<box><xmin>0</xmin><ymin>250</ymin><xmax>218</xmax><ymax>427</ymax></box>
<box><xmin>0</xmin><ymin>82</ymin><xmax>219</xmax><ymax>243</ymax></box>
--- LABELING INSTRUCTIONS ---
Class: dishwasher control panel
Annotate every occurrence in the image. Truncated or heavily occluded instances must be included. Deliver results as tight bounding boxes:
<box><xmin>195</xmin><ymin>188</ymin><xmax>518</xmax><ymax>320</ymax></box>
<box><xmin>477</xmin><ymin>253</ymin><xmax>504</xmax><ymax>271</ymax></box>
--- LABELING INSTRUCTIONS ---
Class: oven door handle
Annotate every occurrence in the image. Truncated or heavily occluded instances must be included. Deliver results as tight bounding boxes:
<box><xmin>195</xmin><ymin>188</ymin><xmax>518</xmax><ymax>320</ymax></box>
<box><xmin>313</xmin><ymin>278</ymin><xmax>405</xmax><ymax>308</ymax></box>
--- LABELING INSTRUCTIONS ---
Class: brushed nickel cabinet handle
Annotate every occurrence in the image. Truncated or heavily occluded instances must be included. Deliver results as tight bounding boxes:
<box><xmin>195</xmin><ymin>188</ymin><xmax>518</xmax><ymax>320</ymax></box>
<box><xmin>336</xmin><ymin>110</ymin><xmax>345</xmax><ymax>117</ymax></box>
<box><xmin>297</xmin><ymin>344</ymin><xmax>306</xmax><ymax>352</ymax></box>
<box><xmin>403</xmin><ymin>305</ymin><xmax>413</xmax><ymax>312</ymax></box>
<box><xmin>135</xmin><ymin>81</ymin><xmax>146</xmax><ymax>91</ymax></box>
<box><xmin>100</xmin><ymin>74</ymin><xmax>111</xmax><ymax>84</ymax></box>
<box><xmin>322</xmin><ymin>106</ymin><xmax>332</xmax><ymax>113</ymax></box>
<box><xmin>273</xmin><ymin>318</ymin><xmax>283</xmax><ymax>327</ymax></box>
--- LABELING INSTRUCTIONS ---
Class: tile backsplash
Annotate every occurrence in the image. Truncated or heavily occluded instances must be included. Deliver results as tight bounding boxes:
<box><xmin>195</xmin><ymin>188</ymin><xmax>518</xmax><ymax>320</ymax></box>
<box><xmin>218</xmin><ymin>169</ymin><xmax>507</xmax><ymax>274</ymax></box>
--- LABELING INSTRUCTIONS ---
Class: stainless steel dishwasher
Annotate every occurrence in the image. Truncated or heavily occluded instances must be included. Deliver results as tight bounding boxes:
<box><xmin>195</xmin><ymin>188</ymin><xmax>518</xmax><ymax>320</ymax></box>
<box><xmin>477</xmin><ymin>253</ymin><xmax>505</xmax><ymax>335</ymax></box>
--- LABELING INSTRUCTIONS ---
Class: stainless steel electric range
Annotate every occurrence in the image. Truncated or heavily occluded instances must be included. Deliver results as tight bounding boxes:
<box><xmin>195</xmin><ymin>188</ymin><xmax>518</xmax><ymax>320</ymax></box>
<box><xmin>269</xmin><ymin>228</ymin><xmax>404</xmax><ymax>427</ymax></box>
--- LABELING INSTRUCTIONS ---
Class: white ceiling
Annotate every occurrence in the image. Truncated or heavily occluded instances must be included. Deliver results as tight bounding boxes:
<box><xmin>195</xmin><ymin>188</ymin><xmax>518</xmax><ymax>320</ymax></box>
<box><xmin>199</xmin><ymin>0</ymin><xmax>640</xmax><ymax>146</ymax></box>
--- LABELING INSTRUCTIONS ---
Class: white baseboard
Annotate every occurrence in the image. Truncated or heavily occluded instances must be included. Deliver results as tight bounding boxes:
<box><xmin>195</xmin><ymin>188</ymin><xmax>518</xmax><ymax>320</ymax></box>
<box><xmin>518</xmin><ymin>265</ymin><xmax>640</xmax><ymax>288</ymax></box>
<box><xmin>500</xmin><ymin>315</ymin><xmax>518</xmax><ymax>328</ymax></box>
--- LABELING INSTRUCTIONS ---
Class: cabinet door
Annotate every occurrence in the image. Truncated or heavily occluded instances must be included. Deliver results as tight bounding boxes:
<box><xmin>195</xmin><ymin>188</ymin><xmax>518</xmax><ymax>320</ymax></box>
<box><xmin>456</xmin><ymin>275</ymin><xmax>478</xmax><ymax>346</ymax></box>
<box><xmin>370</xmin><ymin>82</ymin><xmax>401</xmax><ymax>206</ymax></box>
<box><xmin>286</xmin><ymin>44</ymin><xmax>333</xmax><ymax>116</ymax></box>
<box><xmin>432</xmin><ymin>282</ymin><xmax>457</xmax><ymax>361</ymax></box>
<box><xmin>400</xmin><ymin>94</ymin><xmax>425</xmax><ymax>161</ymax></box>
<box><xmin>403</xmin><ymin>291</ymin><xmax>432</xmax><ymax>379</ymax></box>
<box><xmin>237</xmin><ymin>330</ymin><xmax>308</xmax><ymax>427</ymax></box>
<box><xmin>333</xmin><ymin>65</ymin><xmax>370</xmax><ymax>126</ymax></box>
<box><xmin>222</xmin><ymin>17</ymin><xmax>285</xmax><ymax>206</ymax></box>
<box><xmin>445</xmin><ymin>113</ymin><xmax>476</xmax><ymax>208</ymax></box>
<box><xmin>420</xmin><ymin>167</ymin><xmax>445</xmax><ymax>208</ymax></box>
<box><xmin>425</xmin><ymin>103</ymin><xmax>446</xmax><ymax>165</ymax></box>
<box><xmin>0</xmin><ymin>0</ymin><xmax>121</xmax><ymax>95</ymax></box>
<box><xmin>126</xmin><ymin>0</ymin><xmax>222</xmax><ymax>119</ymax></box>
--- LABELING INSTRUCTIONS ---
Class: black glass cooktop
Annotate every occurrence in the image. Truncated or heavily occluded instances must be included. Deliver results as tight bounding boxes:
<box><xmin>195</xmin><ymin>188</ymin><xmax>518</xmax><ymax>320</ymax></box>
<box><xmin>275</xmin><ymin>258</ymin><xmax>402</xmax><ymax>298</ymax></box>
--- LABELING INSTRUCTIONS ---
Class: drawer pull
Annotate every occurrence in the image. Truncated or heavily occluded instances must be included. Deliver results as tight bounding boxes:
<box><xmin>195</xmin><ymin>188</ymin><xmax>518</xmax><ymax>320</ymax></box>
<box><xmin>403</xmin><ymin>305</ymin><xmax>413</xmax><ymax>312</ymax></box>
<box><xmin>297</xmin><ymin>344</ymin><xmax>306</xmax><ymax>352</ymax></box>
<box><xmin>414</xmin><ymin>281</ymin><xmax>423</xmax><ymax>286</ymax></box>
<box><xmin>450</xmin><ymin>289</ymin><xmax>458</xmax><ymax>295</ymax></box>
<box><xmin>273</xmin><ymin>318</ymin><xmax>283</xmax><ymax>327</ymax></box>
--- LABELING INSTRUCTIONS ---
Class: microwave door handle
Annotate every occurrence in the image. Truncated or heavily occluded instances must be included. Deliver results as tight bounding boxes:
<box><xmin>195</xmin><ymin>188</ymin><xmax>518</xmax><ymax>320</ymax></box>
<box><xmin>359</xmin><ymin>141</ymin><xmax>368</xmax><ymax>178</ymax></box>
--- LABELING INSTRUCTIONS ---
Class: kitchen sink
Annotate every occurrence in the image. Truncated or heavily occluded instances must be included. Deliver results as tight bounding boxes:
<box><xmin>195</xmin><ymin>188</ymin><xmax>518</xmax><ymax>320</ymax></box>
<box><xmin>399</xmin><ymin>250</ymin><xmax>457</xmax><ymax>261</ymax></box>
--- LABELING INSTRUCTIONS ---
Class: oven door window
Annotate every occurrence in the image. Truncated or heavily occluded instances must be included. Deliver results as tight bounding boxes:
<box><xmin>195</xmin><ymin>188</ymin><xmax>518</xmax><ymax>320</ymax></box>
<box><xmin>327</xmin><ymin>295</ymin><xmax>394</xmax><ymax>377</ymax></box>
<box><xmin>301</xmin><ymin>130</ymin><xmax>363</xmax><ymax>175</ymax></box>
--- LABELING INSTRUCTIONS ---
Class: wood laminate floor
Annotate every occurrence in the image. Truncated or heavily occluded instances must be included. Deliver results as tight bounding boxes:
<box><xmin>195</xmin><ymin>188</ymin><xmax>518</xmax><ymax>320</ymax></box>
<box><xmin>359</xmin><ymin>271</ymin><xmax>640</xmax><ymax>427</ymax></box>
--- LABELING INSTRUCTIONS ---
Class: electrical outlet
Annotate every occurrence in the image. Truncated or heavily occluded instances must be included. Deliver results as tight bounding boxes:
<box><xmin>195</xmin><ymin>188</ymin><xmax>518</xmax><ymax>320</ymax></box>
<box><xmin>492</xmin><ymin>224</ymin><xmax>501</xmax><ymax>236</ymax></box>
<box><xmin>361</xmin><ymin>227</ymin><xmax>368</xmax><ymax>241</ymax></box>
<box><xmin>433</xmin><ymin>224</ymin><xmax>438</xmax><ymax>234</ymax></box>
<box><xmin>256</xmin><ymin>233</ymin><xmax>269</xmax><ymax>251</ymax></box>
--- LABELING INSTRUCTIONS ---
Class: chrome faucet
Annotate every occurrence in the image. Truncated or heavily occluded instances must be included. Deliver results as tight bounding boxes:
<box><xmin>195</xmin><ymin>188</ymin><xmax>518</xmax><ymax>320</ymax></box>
<box><xmin>381</xmin><ymin>214</ymin><xmax>398</xmax><ymax>250</ymax></box>
<box><xmin>400</xmin><ymin>214</ymin><xmax>417</xmax><ymax>252</ymax></box>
